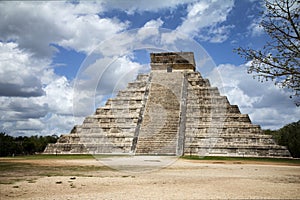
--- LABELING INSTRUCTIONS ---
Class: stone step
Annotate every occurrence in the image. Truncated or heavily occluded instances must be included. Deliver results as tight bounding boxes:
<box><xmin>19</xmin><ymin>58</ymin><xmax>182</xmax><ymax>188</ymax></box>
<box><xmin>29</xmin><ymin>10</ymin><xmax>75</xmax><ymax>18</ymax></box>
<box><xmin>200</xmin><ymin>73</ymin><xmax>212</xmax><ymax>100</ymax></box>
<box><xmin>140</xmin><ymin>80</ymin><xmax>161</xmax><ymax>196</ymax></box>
<box><xmin>137</xmin><ymin>141</ymin><xmax>177</xmax><ymax>145</ymax></box>
<box><xmin>80</xmin><ymin>124</ymin><xmax>137</xmax><ymax>129</ymax></box>
<box><xmin>186</xmin><ymin>105</ymin><xmax>240</xmax><ymax>113</ymax></box>
<box><xmin>186</xmin><ymin>113</ymin><xmax>249</xmax><ymax>117</ymax></box>
<box><xmin>106</xmin><ymin>98</ymin><xmax>144</xmax><ymax>103</ymax></box>
<box><xmin>76</xmin><ymin>126</ymin><xmax>135</xmax><ymax>132</ymax></box>
<box><xmin>187</xmin><ymin>97</ymin><xmax>229</xmax><ymax>105</ymax></box>
<box><xmin>136</xmin><ymin>140</ymin><xmax>177</xmax><ymax>144</ymax></box>
<box><xmin>186</xmin><ymin>72</ymin><xmax>203</xmax><ymax>78</ymax></box>
<box><xmin>185</xmin><ymin>131</ymin><xmax>264</xmax><ymax>136</ymax></box>
<box><xmin>185</xmin><ymin>123</ymin><xmax>260</xmax><ymax>127</ymax></box>
<box><xmin>127</xmin><ymin>81</ymin><xmax>147</xmax><ymax>88</ymax></box>
<box><xmin>136</xmin><ymin>74</ymin><xmax>150</xmax><ymax>81</ymax></box>
<box><xmin>85</xmin><ymin>114</ymin><xmax>141</xmax><ymax>120</ymax></box>
<box><xmin>185</xmin><ymin>134</ymin><xmax>272</xmax><ymax>138</ymax></box>
<box><xmin>187</xmin><ymin>78</ymin><xmax>210</xmax><ymax>87</ymax></box>
<box><xmin>186</xmin><ymin>144</ymin><xmax>288</xmax><ymax>150</ymax></box>
<box><xmin>77</xmin><ymin>133</ymin><xmax>135</xmax><ymax>138</ymax></box>
<box><xmin>187</xmin><ymin>134</ymin><xmax>266</xmax><ymax>139</ymax></box>
<box><xmin>184</xmin><ymin>147</ymin><xmax>290</xmax><ymax>157</ymax></box>
<box><xmin>96</xmin><ymin>105</ymin><xmax>143</xmax><ymax>111</ymax></box>
<box><xmin>186</xmin><ymin>140</ymin><xmax>277</xmax><ymax>146</ymax></box>
<box><xmin>185</xmin><ymin>117</ymin><xmax>251</xmax><ymax>123</ymax></box>
<box><xmin>187</xmin><ymin>89</ymin><xmax>220</xmax><ymax>96</ymax></box>
<box><xmin>118</xmin><ymin>89</ymin><xmax>146</xmax><ymax>94</ymax></box>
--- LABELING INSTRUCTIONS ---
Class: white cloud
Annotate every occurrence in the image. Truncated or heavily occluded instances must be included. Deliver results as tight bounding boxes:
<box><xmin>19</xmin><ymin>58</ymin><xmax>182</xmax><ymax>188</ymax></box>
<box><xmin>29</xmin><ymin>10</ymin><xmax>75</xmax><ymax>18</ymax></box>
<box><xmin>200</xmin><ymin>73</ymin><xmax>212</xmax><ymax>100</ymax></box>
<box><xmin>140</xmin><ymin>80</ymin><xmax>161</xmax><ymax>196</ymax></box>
<box><xmin>42</xmin><ymin>76</ymin><xmax>73</xmax><ymax>115</ymax></box>
<box><xmin>40</xmin><ymin>113</ymin><xmax>79</xmax><ymax>136</ymax></box>
<box><xmin>101</xmin><ymin>0</ymin><xmax>197</xmax><ymax>14</ymax></box>
<box><xmin>0</xmin><ymin>41</ymin><xmax>75</xmax><ymax>136</ymax></box>
<box><xmin>94</xmin><ymin>18</ymin><xmax>165</xmax><ymax>58</ymax></box>
<box><xmin>168</xmin><ymin>0</ymin><xmax>234</xmax><ymax>43</ymax></box>
<box><xmin>0</xmin><ymin>1</ymin><xmax>128</xmax><ymax>58</ymax></box>
<box><xmin>207</xmin><ymin>63</ymin><xmax>300</xmax><ymax>130</ymax></box>
<box><xmin>15</xmin><ymin>119</ymin><xmax>45</xmax><ymax>131</ymax></box>
<box><xmin>248</xmin><ymin>19</ymin><xmax>264</xmax><ymax>37</ymax></box>
<box><xmin>59</xmin><ymin>15</ymin><xmax>128</xmax><ymax>54</ymax></box>
<box><xmin>187</xmin><ymin>1</ymin><xmax>210</xmax><ymax>17</ymax></box>
<box><xmin>204</xmin><ymin>25</ymin><xmax>235</xmax><ymax>43</ymax></box>
<box><xmin>93</xmin><ymin>31</ymin><xmax>135</xmax><ymax>57</ymax></box>
<box><xmin>0</xmin><ymin>42</ymin><xmax>46</xmax><ymax>97</ymax></box>
<box><xmin>137</xmin><ymin>18</ymin><xmax>164</xmax><ymax>40</ymax></box>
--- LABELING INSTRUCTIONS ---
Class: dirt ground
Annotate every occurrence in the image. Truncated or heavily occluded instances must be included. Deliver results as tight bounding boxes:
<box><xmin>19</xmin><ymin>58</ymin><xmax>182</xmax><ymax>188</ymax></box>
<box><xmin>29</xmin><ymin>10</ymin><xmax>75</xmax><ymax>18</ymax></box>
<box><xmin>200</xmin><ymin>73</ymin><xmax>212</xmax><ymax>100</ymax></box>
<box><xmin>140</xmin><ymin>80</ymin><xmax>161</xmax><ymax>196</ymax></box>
<box><xmin>1</xmin><ymin>157</ymin><xmax>300</xmax><ymax>199</ymax></box>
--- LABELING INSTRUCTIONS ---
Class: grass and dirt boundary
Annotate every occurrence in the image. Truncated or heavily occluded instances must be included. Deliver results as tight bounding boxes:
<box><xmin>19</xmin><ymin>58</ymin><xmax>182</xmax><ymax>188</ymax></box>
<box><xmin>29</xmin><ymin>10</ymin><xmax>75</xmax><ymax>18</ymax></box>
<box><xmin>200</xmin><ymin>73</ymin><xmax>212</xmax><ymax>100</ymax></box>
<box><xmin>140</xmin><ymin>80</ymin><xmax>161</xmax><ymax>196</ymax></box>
<box><xmin>1</xmin><ymin>154</ymin><xmax>299</xmax><ymax>184</ymax></box>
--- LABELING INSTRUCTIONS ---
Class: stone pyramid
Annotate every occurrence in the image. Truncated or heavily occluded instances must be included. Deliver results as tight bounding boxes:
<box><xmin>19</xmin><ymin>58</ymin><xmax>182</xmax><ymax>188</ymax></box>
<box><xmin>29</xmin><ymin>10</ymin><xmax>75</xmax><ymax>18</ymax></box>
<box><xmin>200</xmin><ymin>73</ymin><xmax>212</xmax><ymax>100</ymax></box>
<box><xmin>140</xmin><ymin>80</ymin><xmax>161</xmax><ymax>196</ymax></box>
<box><xmin>44</xmin><ymin>52</ymin><xmax>291</xmax><ymax>157</ymax></box>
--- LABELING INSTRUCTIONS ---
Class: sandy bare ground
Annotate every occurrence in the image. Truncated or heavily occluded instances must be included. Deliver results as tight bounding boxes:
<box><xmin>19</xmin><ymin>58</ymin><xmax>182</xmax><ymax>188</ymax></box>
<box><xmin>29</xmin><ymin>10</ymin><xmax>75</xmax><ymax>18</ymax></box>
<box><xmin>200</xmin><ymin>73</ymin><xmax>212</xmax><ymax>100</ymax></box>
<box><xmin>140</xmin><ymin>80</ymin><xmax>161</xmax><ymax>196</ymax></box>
<box><xmin>1</xmin><ymin>158</ymin><xmax>300</xmax><ymax>199</ymax></box>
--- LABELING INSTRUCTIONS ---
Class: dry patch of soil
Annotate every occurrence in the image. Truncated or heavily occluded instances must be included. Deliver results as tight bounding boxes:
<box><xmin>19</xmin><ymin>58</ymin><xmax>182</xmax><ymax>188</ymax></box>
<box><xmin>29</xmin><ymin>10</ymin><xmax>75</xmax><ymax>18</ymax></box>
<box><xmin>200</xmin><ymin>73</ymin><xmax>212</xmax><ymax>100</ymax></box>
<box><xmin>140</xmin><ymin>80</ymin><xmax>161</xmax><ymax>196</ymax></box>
<box><xmin>1</xmin><ymin>157</ymin><xmax>299</xmax><ymax>199</ymax></box>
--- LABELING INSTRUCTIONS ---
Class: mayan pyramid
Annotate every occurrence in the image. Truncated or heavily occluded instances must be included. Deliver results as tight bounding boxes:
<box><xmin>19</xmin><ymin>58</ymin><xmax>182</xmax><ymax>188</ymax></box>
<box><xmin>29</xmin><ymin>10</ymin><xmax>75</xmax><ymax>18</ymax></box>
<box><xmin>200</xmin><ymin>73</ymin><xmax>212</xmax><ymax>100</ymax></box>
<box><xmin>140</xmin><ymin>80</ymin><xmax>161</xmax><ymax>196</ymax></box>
<box><xmin>44</xmin><ymin>52</ymin><xmax>291</xmax><ymax>157</ymax></box>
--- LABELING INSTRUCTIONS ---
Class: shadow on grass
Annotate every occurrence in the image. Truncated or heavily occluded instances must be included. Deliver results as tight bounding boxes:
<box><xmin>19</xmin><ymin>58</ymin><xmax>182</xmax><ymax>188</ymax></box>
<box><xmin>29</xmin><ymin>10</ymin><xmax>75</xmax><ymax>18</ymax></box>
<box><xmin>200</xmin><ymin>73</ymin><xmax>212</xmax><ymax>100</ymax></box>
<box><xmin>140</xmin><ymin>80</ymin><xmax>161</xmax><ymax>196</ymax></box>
<box><xmin>0</xmin><ymin>159</ymin><xmax>113</xmax><ymax>185</ymax></box>
<box><xmin>6</xmin><ymin>154</ymin><xmax>95</xmax><ymax>160</ymax></box>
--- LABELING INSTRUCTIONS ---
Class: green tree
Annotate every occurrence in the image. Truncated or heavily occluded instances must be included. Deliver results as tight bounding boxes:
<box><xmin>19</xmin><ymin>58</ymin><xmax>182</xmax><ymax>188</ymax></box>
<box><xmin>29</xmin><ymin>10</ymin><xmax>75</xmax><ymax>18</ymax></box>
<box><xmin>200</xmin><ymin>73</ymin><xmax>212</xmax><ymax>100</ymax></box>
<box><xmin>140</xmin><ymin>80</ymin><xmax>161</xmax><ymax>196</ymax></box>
<box><xmin>23</xmin><ymin>136</ymin><xmax>37</xmax><ymax>155</ymax></box>
<box><xmin>0</xmin><ymin>133</ymin><xmax>14</xmax><ymax>156</ymax></box>
<box><xmin>277</xmin><ymin>120</ymin><xmax>300</xmax><ymax>157</ymax></box>
<box><xmin>0</xmin><ymin>133</ymin><xmax>58</xmax><ymax>156</ymax></box>
<box><xmin>268</xmin><ymin>120</ymin><xmax>300</xmax><ymax>158</ymax></box>
<box><xmin>236</xmin><ymin>0</ymin><xmax>300</xmax><ymax>105</ymax></box>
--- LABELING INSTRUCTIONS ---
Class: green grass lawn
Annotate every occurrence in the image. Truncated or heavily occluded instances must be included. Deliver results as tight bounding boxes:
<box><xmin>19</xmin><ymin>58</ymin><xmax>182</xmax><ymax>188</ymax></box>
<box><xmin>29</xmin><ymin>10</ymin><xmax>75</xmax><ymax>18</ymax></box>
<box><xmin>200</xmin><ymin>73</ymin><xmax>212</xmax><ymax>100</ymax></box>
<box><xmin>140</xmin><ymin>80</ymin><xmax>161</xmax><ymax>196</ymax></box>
<box><xmin>6</xmin><ymin>154</ymin><xmax>94</xmax><ymax>160</ymax></box>
<box><xmin>181</xmin><ymin>155</ymin><xmax>300</xmax><ymax>164</ymax></box>
<box><xmin>0</xmin><ymin>155</ymin><xmax>112</xmax><ymax>184</ymax></box>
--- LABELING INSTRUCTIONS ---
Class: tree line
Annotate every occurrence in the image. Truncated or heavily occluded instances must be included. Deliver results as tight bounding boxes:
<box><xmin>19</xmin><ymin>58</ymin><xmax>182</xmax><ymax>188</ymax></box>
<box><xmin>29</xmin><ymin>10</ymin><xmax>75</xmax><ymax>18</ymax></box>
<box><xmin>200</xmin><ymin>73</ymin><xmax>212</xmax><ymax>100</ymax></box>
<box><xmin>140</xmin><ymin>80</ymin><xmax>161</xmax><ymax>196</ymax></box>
<box><xmin>264</xmin><ymin>120</ymin><xmax>300</xmax><ymax>158</ymax></box>
<box><xmin>0</xmin><ymin>133</ymin><xmax>58</xmax><ymax>157</ymax></box>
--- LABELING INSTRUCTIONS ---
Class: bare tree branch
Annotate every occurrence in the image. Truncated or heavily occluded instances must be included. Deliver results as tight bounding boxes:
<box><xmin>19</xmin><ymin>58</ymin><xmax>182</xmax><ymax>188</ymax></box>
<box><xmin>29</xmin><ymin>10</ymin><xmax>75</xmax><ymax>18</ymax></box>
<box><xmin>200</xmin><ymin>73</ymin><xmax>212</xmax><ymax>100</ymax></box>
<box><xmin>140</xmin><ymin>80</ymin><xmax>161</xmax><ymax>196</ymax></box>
<box><xmin>235</xmin><ymin>0</ymin><xmax>300</xmax><ymax>106</ymax></box>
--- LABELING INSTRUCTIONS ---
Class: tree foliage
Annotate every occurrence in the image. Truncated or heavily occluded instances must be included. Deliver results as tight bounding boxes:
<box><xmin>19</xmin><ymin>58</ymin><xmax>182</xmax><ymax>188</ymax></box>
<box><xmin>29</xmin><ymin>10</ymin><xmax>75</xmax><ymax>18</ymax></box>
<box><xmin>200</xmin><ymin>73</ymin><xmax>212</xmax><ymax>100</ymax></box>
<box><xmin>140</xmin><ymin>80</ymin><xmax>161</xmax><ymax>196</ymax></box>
<box><xmin>236</xmin><ymin>0</ymin><xmax>300</xmax><ymax>105</ymax></box>
<box><xmin>0</xmin><ymin>133</ymin><xmax>58</xmax><ymax>157</ymax></box>
<box><xmin>264</xmin><ymin>120</ymin><xmax>300</xmax><ymax>158</ymax></box>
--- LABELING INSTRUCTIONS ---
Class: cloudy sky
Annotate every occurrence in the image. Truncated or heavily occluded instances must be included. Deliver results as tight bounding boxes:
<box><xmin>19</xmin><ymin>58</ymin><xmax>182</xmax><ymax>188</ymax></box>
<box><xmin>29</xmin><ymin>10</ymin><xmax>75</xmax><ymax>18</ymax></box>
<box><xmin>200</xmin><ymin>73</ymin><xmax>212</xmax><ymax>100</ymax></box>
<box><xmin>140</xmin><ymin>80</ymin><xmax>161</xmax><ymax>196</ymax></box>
<box><xmin>0</xmin><ymin>0</ymin><xmax>299</xmax><ymax>137</ymax></box>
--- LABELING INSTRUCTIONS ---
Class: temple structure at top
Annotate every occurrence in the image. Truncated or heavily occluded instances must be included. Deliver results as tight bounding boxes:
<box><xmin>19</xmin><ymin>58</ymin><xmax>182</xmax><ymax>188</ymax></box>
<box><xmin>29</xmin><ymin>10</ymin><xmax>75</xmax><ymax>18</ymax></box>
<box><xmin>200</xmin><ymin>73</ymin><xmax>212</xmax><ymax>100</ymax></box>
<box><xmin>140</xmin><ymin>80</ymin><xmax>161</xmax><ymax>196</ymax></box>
<box><xmin>44</xmin><ymin>52</ymin><xmax>291</xmax><ymax>158</ymax></box>
<box><xmin>150</xmin><ymin>52</ymin><xmax>195</xmax><ymax>71</ymax></box>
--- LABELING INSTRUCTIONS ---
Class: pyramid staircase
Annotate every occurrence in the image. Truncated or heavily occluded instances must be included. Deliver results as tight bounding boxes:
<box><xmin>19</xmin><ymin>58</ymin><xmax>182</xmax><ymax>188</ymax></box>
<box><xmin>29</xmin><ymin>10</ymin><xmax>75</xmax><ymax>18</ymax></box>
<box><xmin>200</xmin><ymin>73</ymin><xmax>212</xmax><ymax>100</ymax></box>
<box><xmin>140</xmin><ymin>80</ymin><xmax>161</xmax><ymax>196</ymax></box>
<box><xmin>135</xmin><ymin>71</ymin><xmax>183</xmax><ymax>155</ymax></box>
<box><xmin>44</xmin><ymin>52</ymin><xmax>291</xmax><ymax>158</ymax></box>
